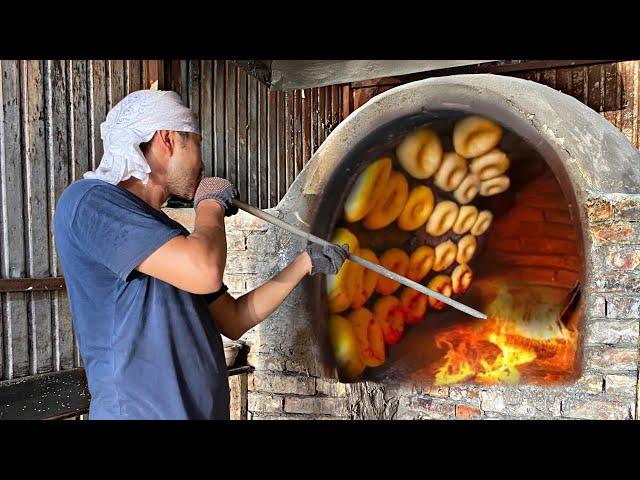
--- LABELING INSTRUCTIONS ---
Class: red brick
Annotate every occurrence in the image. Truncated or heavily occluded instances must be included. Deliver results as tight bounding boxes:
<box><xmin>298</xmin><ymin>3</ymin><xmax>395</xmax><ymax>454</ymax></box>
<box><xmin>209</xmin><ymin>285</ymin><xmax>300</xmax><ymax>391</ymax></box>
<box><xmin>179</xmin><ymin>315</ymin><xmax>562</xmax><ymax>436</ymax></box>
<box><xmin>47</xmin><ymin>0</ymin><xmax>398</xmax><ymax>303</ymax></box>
<box><xmin>493</xmin><ymin>253</ymin><xmax>579</xmax><ymax>271</ymax></box>
<box><xmin>519</xmin><ymin>237</ymin><xmax>579</xmax><ymax>255</ymax></box>
<box><xmin>544</xmin><ymin>209</ymin><xmax>573</xmax><ymax>224</ymax></box>
<box><xmin>508</xmin><ymin>206</ymin><xmax>545</xmax><ymax>222</ymax></box>
<box><xmin>284</xmin><ymin>396</ymin><xmax>348</xmax><ymax>416</ymax></box>
<box><xmin>614</xmin><ymin>198</ymin><xmax>640</xmax><ymax>221</ymax></box>
<box><xmin>606</xmin><ymin>296</ymin><xmax>640</xmax><ymax>318</ymax></box>
<box><xmin>594</xmin><ymin>272</ymin><xmax>640</xmax><ymax>293</ymax></box>
<box><xmin>584</xmin><ymin>346</ymin><xmax>638</xmax><ymax>372</ymax></box>
<box><xmin>410</xmin><ymin>397</ymin><xmax>456</xmax><ymax>419</ymax></box>
<box><xmin>555</xmin><ymin>269</ymin><xmax>580</xmax><ymax>288</ymax></box>
<box><xmin>561</xmin><ymin>398</ymin><xmax>631</xmax><ymax>420</ymax></box>
<box><xmin>488</xmin><ymin>238</ymin><xmax>522</xmax><ymax>254</ymax></box>
<box><xmin>607</xmin><ymin>250</ymin><xmax>640</xmax><ymax>270</ymax></box>
<box><xmin>455</xmin><ymin>404</ymin><xmax>482</xmax><ymax>419</ymax></box>
<box><xmin>564</xmin><ymin>256</ymin><xmax>582</xmax><ymax>271</ymax></box>
<box><xmin>585</xmin><ymin>198</ymin><xmax>613</xmax><ymax>222</ymax></box>
<box><xmin>502</xmin><ymin>267</ymin><xmax>556</xmax><ymax>286</ymax></box>
<box><xmin>517</xmin><ymin>193</ymin><xmax>568</xmax><ymax>210</ymax></box>
<box><xmin>516</xmin><ymin>221</ymin><xmax>578</xmax><ymax>241</ymax></box>
<box><xmin>226</xmin><ymin>232</ymin><xmax>246</xmax><ymax>251</ymax></box>
<box><xmin>248</xmin><ymin>393</ymin><xmax>283</xmax><ymax>414</ymax></box>
<box><xmin>591</xmin><ymin>224</ymin><xmax>637</xmax><ymax>245</ymax></box>
<box><xmin>253</xmin><ymin>373</ymin><xmax>316</xmax><ymax>395</ymax></box>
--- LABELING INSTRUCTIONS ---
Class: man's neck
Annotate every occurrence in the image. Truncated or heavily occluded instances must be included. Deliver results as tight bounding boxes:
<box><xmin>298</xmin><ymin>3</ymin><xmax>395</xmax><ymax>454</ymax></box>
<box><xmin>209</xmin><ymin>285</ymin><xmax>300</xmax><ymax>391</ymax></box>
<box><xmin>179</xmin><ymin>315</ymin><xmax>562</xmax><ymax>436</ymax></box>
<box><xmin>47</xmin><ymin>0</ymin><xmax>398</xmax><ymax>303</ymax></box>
<box><xmin>118</xmin><ymin>178</ymin><xmax>169</xmax><ymax>211</ymax></box>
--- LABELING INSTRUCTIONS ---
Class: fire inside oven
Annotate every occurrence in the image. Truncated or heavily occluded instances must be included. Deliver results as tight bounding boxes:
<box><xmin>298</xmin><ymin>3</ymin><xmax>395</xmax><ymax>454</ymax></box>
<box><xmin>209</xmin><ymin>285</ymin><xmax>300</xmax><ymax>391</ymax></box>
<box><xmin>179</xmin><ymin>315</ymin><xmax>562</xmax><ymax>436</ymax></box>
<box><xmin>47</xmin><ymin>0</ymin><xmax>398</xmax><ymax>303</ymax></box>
<box><xmin>318</xmin><ymin>110</ymin><xmax>584</xmax><ymax>386</ymax></box>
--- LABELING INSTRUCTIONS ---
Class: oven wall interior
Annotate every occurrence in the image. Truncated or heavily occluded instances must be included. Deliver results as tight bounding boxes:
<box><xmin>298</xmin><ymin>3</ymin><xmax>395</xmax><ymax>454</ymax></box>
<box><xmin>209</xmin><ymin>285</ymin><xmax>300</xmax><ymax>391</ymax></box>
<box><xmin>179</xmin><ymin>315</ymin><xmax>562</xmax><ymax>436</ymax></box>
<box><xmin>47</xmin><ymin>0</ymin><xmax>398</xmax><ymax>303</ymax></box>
<box><xmin>316</xmin><ymin>112</ymin><xmax>584</xmax><ymax>387</ymax></box>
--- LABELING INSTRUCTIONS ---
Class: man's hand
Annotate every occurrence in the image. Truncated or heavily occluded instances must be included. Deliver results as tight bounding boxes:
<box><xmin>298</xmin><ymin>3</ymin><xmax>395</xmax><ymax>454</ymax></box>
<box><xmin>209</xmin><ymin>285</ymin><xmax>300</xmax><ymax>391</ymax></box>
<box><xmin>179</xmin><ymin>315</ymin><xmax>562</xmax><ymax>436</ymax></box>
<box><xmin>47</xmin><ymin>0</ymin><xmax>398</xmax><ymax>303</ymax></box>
<box><xmin>305</xmin><ymin>243</ymin><xmax>349</xmax><ymax>275</ymax></box>
<box><xmin>194</xmin><ymin>177</ymin><xmax>239</xmax><ymax>217</ymax></box>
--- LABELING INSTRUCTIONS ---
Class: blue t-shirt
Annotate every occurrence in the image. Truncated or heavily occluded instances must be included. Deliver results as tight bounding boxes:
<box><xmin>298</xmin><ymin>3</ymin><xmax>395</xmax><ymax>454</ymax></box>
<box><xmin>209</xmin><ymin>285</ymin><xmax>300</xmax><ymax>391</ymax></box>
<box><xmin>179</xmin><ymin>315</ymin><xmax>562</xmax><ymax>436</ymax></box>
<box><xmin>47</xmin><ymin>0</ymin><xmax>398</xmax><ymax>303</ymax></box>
<box><xmin>54</xmin><ymin>179</ymin><xmax>230</xmax><ymax>420</ymax></box>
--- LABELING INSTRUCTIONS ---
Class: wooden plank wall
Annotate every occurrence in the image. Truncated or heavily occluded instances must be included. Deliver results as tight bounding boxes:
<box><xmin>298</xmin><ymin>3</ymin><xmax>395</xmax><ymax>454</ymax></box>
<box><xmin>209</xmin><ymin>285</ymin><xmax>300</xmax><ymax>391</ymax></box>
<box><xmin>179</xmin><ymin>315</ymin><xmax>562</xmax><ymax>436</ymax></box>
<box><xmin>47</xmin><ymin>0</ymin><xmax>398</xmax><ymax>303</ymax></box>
<box><xmin>0</xmin><ymin>60</ymin><xmax>148</xmax><ymax>381</ymax></box>
<box><xmin>349</xmin><ymin>61</ymin><xmax>640</xmax><ymax>149</ymax></box>
<box><xmin>164</xmin><ymin>61</ymin><xmax>348</xmax><ymax>209</ymax></box>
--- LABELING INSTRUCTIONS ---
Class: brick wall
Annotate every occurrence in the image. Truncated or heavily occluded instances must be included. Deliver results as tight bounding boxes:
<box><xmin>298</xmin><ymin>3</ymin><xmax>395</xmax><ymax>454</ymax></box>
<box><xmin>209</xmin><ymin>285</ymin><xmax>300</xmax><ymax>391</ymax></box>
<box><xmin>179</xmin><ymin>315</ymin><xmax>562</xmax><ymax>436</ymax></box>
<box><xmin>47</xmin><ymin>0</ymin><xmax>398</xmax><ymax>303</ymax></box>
<box><xmin>487</xmin><ymin>170</ymin><xmax>581</xmax><ymax>289</ymax></box>
<box><xmin>207</xmin><ymin>196</ymin><xmax>639</xmax><ymax>421</ymax></box>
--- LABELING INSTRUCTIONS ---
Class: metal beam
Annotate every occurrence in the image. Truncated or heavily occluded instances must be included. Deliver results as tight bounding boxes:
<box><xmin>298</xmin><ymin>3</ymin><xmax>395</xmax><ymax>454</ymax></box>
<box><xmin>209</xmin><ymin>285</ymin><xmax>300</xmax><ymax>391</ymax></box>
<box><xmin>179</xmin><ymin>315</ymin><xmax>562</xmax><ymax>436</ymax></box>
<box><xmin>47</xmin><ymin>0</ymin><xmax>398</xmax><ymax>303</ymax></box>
<box><xmin>240</xmin><ymin>60</ymin><xmax>496</xmax><ymax>91</ymax></box>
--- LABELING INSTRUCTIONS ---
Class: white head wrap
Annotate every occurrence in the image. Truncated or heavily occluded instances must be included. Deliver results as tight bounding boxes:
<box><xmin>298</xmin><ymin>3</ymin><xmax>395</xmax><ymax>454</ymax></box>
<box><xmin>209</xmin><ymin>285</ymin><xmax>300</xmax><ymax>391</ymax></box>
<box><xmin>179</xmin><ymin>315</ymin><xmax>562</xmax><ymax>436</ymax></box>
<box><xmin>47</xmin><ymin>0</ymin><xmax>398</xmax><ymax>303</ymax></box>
<box><xmin>84</xmin><ymin>89</ymin><xmax>201</xmax><ymax>185</ymax></box>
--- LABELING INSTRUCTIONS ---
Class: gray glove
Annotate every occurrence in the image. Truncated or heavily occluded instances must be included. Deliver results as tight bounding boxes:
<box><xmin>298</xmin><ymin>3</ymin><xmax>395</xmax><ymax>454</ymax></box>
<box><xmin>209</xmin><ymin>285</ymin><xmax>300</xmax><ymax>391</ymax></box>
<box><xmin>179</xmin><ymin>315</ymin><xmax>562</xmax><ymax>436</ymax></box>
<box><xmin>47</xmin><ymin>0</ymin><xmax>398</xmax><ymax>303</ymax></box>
<box><xmin>194</xmin><ymin>177</ymin><xmax>239</xmax><ymax>217</ymax></box>
<box><xmin>306</xmin><ymin>243</ymin><xmax>349</xmax><ymax>276</ymax></box>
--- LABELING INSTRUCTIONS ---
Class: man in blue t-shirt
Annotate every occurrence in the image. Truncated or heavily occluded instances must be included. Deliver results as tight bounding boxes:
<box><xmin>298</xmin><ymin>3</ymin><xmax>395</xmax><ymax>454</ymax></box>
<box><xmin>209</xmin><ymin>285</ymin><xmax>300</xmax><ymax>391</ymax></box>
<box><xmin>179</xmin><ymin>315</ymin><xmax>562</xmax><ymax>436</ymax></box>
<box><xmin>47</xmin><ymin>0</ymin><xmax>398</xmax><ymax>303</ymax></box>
<box><xmin>53</xmin><ymin>90</ymin><xmax>347</xmax><ymax>420</ymax></box>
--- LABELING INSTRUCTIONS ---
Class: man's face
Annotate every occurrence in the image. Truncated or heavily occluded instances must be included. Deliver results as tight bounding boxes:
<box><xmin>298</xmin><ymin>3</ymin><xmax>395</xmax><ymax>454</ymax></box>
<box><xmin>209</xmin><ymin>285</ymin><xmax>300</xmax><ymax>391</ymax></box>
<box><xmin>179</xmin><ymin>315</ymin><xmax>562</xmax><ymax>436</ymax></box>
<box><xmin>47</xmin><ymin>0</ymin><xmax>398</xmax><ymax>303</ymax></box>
<box><xmin>166</xmin><ymin>132</ymin><xmax>204</xmax><ymax>201</ymax></box>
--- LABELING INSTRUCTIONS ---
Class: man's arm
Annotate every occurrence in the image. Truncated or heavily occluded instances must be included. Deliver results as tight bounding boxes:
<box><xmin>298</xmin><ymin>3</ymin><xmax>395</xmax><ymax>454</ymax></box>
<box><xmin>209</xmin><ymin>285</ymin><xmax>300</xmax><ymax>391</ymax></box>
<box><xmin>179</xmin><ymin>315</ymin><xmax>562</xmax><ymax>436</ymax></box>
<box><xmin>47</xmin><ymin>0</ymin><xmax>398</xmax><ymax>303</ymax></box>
<box><xmin>208</xmin><ymin>243</ymin><xmax>348</xmax><ymax>340</ymax></box>
<box><xmin>207</xmin><ymin>251</ymin><xmax>312</xmax><ymax>340</ymax></box>
<box><xmin>136</xmin><ymin>201</ymin><xmax>227</xmax><ymax>294</ymax></box>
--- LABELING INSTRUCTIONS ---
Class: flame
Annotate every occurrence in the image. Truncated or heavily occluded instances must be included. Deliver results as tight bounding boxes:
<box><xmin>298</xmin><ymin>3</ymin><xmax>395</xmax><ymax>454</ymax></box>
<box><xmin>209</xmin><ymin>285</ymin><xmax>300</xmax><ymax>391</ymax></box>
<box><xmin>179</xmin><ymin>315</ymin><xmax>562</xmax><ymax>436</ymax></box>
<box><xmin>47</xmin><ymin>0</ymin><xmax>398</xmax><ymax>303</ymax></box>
<box><xmin>432</xmin><ymin>279</ymin><xmax>579</xmax><ymax>386</ymax></box>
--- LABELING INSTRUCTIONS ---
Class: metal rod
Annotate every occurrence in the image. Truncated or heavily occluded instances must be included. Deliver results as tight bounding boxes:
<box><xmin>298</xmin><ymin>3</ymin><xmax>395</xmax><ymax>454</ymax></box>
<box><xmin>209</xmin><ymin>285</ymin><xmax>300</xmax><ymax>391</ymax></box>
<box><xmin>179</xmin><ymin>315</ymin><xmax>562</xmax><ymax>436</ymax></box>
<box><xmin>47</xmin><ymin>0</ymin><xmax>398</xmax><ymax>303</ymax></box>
<box><xmin>232</xmin><ymin>199</ymin><xmax>487</xmax><ymax>320</ymax></box>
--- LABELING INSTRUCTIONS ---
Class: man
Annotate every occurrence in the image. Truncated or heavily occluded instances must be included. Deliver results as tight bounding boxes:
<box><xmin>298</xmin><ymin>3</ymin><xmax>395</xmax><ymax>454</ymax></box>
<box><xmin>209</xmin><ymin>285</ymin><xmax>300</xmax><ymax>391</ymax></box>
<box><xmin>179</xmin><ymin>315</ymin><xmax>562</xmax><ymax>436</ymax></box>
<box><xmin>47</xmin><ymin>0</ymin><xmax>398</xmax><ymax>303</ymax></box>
<box><xmin>54</xmin><ymin>90</ymin><xmax>348</xmax><ymax>420</ymax></box>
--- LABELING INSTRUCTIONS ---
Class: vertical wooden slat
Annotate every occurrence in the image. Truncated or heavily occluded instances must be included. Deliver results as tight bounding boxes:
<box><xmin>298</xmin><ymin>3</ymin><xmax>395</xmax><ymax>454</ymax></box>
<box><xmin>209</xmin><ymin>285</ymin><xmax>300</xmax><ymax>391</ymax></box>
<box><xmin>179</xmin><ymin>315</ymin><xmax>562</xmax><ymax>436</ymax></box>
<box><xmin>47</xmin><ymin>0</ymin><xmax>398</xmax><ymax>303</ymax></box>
<box><xmin>200</xmin><ymin>60</ymin><xmax>213</xmax><ymax>177</ymax></box>
<box><xmin>70</xmin><ymin>61</ymin><xmax>89</xmax><ymax>180</ymax></box>
<box><xmin>540</xmin><ymin>69</ymin><xmax>557</xmax><ymax>89</ymax></box>
<box><xmin>321</xmin><ymin>86</ymin><xmax>329</xmax><ymax>142</ymax></box>
<box><xmin>248</xmin><ymin>76</ymin><xmax>258</xmax><ymax>207</ymax></box>
<box><xmin>179</xmin><ymin>60</ymin><xmax>189</xmax><ymax>104</ymax></box>
<box><xmin>310</xmin><ymin>87</ymin><xmax>318</xmax><ymax>155</ymax></box>
<box><xmin>46</xmin><ymin>60</ymin><xmax>74</xmax><ymax>371</ymax></box>
<box><xmin>89</xmin><ymin>60</ymin><xmax>106</xmax><ymax>172</ymax></box>
<box><xmin>302</xmin><ymin>88</ymin><xmax>311</xmax><ymax>167</ymax></box>
<box><xmin>603</xmin><ymin>62</ymin><xmax>620</xmax><ymax>127</ymax></box>
<box><xmin>571</xmin><ymin>66</ymin><xmax>587</xmax><ymax>104</ymax></box>
<box><xmin>258</xmin><ymin>82</ymin><xmax>268</xmax><ymax>209</ymax></box>
<box><xmin>1</xmin><ymin>61</ymin><xmax>29</xmax><ymax>379</ymax></box>
<box><xmin>108</xmin><ymin>60</ymin><xmax>125</xmax><ymax>108</ymax></box>
<box><xmin>168</xmin><ymin>60</ymin><xmax>182</xmax><ymax>96</ymax></box>
<box><xmin>317</xmin><ymin>87</ymin><xmax>326</xmax><ymax>147</ymax></box>
<box><xmin>620</xmin><ymin>61</ymin><xmax>637</xmax><ymax>146</ymax></box>
<box><xmin>341</xmin><ymin>84</ymin><xmax>350</xmax><ymax>120</ymax></box>
<box><xmin>293</xmin><ymin>89</ymin><xmax>302</xmax><ymax>177</ymax></box>
<box><xmin>126</xmin><ymin>60</ymin><xmax>142</xmax><ymax>94</ymax></box>
<box><xmin>267</xmin><ymin>88</ymin><xmax>278</xmax><ymax>208</ymax></box>
<box><xmin>188</xmin><ymin>60</ymin><xmax>200</xmax><ymax>123</ymax></box>
<box><xmin>285</xmin><ymin>91</ymin><xmax>294</xmax><ymax>189</ymax></box>
<box><xmin>225</xmin><ymin>62</ymin><xmax>237</xmax><ymax>187</ymax></box>
<box><xmin>331</xmin><ymin>84</ymin><xmax>340</xmax><ymax>130</ymax></box>
<box><xmin>236</xmin><ymin>69</ymin><xmax>248</xmax><ymax>202</ymax></box>
<box><xmin>144</xmin><ymin>60</ymin><xmax>160</xmax><ymax>90</ymax></box>
<box><xmin>276</xmin><ymin>91</ymin><xmax>286</xmax><ymax>201</ymax></box>
<box><xmin>586</xmin><ymin>63</ymin><xmax>603</xmax><ymax>112</ymax></box>
<box><xmin>24</xmin><ymin>60</ymin><xmax>53</xmax><ymax>375</ymax></box>
<box><xmin>325</xmin><ymin>86</ymin><xmax>333</xmax><ymax>140</ymax></box>
<box><xmin>213</xmin><ymin>61</ymin><xmax>225</xmax><ymax>178</ymax></box>
<box><xmin>556</xmin><ymin>67</ymin><xmax>572</xmax><ymax>96</ymax></box>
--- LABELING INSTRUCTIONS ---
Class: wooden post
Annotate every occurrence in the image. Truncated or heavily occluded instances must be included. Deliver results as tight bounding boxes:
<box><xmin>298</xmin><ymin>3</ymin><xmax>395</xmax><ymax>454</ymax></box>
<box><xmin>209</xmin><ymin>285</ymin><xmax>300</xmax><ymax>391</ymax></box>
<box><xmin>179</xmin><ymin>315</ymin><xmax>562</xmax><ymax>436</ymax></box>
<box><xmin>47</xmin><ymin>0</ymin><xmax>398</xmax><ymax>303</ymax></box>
<box><xmin>229</xmin><ymin>373</ymin><xmax>248</xmax><ymax>420</ymax></box>
<box><xmin>143</xmin><ymin>60</ymin><xmax>164</xmax><ymax>90</ymax></box>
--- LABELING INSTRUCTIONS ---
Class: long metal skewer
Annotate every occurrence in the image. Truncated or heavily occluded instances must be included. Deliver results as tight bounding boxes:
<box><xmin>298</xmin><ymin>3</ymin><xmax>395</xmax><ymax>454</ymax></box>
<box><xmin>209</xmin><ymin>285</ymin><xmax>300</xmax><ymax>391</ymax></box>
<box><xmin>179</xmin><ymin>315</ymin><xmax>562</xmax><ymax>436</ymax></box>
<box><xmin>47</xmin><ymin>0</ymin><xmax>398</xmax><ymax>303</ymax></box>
<box><xmin>232</xmin><ymin>199</ymin><xmax>487</xmax><ymax>320</ymax></box>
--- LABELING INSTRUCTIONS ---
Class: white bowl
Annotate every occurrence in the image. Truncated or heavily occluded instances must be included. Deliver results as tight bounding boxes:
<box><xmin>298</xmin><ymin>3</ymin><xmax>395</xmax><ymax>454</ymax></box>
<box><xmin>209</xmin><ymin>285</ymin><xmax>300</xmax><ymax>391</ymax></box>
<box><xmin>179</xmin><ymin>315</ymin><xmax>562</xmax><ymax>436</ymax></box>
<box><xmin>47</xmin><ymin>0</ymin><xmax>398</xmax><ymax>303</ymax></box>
<box><xmin>223</xmin><ymin>341</ymin><xmax>243</xmax><ymax>367</ymax></box>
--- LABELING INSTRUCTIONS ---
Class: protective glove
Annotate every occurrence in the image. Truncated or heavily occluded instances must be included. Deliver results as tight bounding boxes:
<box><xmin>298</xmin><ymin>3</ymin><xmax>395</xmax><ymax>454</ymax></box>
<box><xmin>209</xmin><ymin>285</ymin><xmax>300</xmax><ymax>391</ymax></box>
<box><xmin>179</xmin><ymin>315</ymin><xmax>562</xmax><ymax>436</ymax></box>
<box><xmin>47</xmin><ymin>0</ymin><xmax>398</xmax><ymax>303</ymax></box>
<box><xmin>194</xmin><ymin>177</ymin><xmax>239</xmax><ymax>217</ymax></box>
<box><xmin>305</xmin><ymin>242</ymin><xmax>350</xmax><ymax>276</ymax></box>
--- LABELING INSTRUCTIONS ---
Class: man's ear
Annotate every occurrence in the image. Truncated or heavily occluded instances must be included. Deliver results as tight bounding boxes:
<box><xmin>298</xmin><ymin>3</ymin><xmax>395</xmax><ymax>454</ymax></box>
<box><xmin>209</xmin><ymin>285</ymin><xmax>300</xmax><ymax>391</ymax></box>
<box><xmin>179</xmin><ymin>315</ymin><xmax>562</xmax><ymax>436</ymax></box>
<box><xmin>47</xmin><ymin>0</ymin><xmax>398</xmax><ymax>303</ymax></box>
<box><xmin>156</xmin><ymin>130</ymin><xmax>175</xmax><ymax>156</ymax></box>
